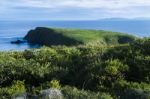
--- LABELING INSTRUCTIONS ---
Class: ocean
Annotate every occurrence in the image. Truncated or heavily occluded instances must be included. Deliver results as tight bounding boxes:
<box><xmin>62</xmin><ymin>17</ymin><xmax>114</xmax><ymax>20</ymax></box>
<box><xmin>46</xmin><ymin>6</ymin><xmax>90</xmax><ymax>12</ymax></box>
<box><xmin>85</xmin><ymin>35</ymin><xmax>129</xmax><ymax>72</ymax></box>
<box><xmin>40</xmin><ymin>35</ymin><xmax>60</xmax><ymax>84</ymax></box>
<box><xmin>0</xmin><ymin>20</ymin><xmax>150</xmax><ymax>51</ymax></box>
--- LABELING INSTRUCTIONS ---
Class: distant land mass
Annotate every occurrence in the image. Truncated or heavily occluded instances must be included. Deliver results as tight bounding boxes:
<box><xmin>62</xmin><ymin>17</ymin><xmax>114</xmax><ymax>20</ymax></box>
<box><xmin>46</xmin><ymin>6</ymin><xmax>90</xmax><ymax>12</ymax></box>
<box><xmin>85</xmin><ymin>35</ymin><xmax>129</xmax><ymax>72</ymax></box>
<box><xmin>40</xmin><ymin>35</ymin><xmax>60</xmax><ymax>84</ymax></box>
<box><xmin>24</xmin><ymin>27</ymin><xmax>136</xmax><ymax>46</ymax></box>
<box><xmin>99</xmin><ymin>17</ymin><xmax>150</xmax><ymax>21</ymax></box>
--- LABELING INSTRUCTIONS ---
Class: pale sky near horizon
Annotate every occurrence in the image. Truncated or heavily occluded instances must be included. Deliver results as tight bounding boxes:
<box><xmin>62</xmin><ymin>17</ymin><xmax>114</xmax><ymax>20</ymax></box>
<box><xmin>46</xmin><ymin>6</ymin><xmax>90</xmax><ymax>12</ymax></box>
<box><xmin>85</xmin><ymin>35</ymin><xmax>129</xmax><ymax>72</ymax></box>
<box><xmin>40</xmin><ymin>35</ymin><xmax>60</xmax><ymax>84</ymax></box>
<box><xmin>1</xmin><ymin>0</ymin><xmax>150</xmax><ymax>20</ymax></box>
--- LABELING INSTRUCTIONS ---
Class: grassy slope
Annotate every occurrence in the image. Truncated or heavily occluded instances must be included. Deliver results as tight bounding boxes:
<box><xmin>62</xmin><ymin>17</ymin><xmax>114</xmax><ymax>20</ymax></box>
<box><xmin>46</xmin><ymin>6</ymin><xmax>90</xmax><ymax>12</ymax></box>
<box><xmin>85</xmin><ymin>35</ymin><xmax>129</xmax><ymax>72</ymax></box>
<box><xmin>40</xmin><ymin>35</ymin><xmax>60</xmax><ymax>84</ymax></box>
<box><xmin>24</xmin><ymin>27</ymin><xmax>136</xmax><ymax>46</ymax></box>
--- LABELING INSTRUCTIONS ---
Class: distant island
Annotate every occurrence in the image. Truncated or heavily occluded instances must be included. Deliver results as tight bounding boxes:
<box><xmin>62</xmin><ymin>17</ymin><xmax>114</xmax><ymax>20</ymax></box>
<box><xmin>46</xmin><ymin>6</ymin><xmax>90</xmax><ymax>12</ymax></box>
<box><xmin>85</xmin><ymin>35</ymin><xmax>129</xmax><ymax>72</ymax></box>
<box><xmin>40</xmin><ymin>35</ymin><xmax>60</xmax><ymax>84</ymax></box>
<box><xmin>99</xmin><ymin>17</ymin><xmax>150</xmax><ymax>21</ymax></box>
<box><xmin>24</xmin><ymin>27</ymin><xmax>136</xmax><ymax>46</ymax></box>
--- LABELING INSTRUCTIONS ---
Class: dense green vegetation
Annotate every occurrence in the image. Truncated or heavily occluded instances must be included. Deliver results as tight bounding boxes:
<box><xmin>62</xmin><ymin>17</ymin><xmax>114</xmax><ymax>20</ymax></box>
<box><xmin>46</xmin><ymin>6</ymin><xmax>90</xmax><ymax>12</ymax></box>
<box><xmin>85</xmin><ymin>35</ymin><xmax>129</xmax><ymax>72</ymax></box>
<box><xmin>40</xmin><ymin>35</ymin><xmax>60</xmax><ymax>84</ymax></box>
<box><xmin>1</xmin><ymin>38</ymin><xmax>150</xmax><ymax>98</ymax></box>
<box><xmin>24</xmin><ymin>27</ymin><xmax>136</xmax><ymax>46</ymax></box>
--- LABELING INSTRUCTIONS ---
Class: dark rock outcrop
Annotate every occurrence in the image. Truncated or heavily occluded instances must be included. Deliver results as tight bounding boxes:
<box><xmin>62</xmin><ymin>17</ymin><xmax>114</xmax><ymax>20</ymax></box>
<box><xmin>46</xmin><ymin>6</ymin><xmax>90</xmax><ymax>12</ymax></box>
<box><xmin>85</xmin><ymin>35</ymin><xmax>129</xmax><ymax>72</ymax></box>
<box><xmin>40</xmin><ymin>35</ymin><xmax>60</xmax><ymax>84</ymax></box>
<box><xmin>24</xmin><ymin>27</ymin><xmax>82</xmax><ymax>46</ymax></box>
<box><xmin>11</xmin><ymin>40</ymin><xmax>25</xmax><ymax>44</ymax></box>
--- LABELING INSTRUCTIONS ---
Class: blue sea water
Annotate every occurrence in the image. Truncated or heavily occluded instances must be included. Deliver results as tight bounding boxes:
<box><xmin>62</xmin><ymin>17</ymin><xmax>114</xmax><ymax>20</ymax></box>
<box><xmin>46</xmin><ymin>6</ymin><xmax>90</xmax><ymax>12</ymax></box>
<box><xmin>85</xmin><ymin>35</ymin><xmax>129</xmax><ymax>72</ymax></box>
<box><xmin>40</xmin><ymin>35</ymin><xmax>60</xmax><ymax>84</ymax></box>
<box><xmin>0</xmin><ymin>20</ymin><xmax>150</xmax><ymax>51</ymax></box>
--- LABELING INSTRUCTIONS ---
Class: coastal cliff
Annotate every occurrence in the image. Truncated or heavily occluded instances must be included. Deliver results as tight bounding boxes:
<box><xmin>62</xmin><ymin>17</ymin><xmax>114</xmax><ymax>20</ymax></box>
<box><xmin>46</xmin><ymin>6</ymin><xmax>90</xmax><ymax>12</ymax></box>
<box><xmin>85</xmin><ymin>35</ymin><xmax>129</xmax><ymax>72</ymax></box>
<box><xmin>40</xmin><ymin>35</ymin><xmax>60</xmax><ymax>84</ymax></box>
<box><xmin>24</xmin><ymin>27</ymin><xmax>136</xmax><ymax>46</ymax></box>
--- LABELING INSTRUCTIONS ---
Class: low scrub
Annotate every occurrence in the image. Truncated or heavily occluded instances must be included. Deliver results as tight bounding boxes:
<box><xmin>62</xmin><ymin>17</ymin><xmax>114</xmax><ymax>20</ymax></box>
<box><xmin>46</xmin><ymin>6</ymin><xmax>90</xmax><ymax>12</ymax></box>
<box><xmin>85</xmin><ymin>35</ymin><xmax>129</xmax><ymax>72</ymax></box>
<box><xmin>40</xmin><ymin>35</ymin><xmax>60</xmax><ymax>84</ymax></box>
<box><xmin>0</xmin><ymin>38</ymin><xmax>150</xmax><ymax>98</ymax></box>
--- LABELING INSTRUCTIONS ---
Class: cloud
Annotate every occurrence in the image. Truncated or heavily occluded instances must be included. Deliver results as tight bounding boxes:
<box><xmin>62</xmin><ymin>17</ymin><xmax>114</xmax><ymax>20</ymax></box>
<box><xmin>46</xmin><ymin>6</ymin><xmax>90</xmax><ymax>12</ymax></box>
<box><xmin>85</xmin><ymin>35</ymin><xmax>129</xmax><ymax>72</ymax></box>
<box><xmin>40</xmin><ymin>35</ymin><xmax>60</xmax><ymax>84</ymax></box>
<box><xmin>2</xmin><ymin>0</ymin><xmax>150</xmax><ymax>9</ymax></box>
<box><xmin>1</xmin><ymin>0</ymin><xmax>150</xmax><ymax>20</ymax></box>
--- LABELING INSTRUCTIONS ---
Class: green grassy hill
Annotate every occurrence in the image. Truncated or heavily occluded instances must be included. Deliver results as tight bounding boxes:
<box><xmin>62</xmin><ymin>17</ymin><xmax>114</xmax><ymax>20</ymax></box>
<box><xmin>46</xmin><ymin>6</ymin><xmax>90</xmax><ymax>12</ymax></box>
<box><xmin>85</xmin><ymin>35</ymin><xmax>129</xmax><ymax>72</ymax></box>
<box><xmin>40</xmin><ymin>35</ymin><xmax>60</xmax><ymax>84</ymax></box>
<box><xmin>24</xmin><ymin>27</ymin><xmax>136</xmax><ymax>46</ymax></box>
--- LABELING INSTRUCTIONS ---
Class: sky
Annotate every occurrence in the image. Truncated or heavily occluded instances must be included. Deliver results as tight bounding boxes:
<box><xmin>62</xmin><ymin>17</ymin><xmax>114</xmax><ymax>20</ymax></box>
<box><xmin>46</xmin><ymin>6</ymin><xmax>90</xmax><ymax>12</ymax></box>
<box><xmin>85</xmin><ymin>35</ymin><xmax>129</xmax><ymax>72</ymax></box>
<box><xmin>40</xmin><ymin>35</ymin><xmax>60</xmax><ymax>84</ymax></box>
<box><xmin>1</xmin><ymin>0</ymin><xmax>150</xmax><ymax>20</ymax></box>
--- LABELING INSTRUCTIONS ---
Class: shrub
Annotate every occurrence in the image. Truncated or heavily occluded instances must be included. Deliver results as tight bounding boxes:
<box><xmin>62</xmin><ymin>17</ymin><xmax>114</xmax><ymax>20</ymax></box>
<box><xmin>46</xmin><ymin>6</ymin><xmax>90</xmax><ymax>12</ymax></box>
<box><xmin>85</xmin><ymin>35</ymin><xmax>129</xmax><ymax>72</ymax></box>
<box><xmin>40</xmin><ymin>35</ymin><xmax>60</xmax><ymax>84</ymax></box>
<box><xmin>8</xmin><ymin>80</ymin><xmax>26</xmax><ymax>96</ymax></box>
<box><xmin>0</xmin><ymin>80</ymin><xmax>26</xmax><ymax>98</ymax></box>
<box><xmin>61</xmin><ymin>86</ymin><xmax>113</xmax><ymax>99</ymax></box>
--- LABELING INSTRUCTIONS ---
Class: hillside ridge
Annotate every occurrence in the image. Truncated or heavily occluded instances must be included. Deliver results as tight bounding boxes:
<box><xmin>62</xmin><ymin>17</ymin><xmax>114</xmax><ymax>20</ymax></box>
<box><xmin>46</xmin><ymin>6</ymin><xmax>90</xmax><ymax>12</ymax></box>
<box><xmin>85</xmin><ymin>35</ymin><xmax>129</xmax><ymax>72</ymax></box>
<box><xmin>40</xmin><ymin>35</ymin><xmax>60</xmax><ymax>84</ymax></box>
<box><xmin>24</xmin><ymin>27</ymin><xmax>136</xmax><ymax>46</ymax></box>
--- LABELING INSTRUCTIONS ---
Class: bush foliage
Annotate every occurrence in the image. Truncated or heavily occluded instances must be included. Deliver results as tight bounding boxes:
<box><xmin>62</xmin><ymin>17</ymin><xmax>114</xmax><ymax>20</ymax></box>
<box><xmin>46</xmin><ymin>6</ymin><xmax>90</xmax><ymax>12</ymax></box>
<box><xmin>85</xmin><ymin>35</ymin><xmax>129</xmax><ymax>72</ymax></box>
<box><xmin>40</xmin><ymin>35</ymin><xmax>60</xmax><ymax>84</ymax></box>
<box><xmin>0</xmin><ymin>38</ymin><xmax>150</xmax><ymax>98</ymax></box>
